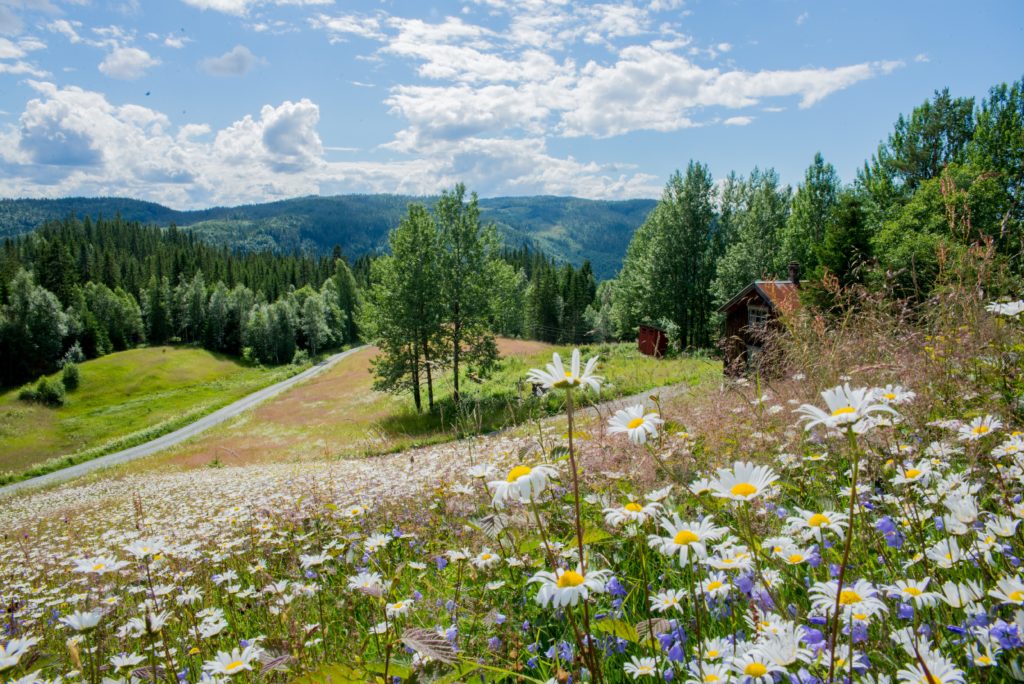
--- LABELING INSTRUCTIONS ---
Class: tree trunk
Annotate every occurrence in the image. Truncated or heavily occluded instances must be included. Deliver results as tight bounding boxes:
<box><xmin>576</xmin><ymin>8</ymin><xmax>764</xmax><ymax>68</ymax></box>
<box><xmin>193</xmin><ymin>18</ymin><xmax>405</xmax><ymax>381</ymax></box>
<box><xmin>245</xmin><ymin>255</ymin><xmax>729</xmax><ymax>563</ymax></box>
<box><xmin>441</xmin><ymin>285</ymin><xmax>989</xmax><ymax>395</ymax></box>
<box><xmin>423</xmin><ymin>331</ymin><xmax>434</xmax><ymax>412</ymax></box>
<box><xmin>411</xmin><ymin>340</ymin><xmax>422</xmax><ymax>413</ymax></box>
<box><xmin>452</xmin><ymin>312</ymin><xmax>461</xmax><ymax>405</ymax></box>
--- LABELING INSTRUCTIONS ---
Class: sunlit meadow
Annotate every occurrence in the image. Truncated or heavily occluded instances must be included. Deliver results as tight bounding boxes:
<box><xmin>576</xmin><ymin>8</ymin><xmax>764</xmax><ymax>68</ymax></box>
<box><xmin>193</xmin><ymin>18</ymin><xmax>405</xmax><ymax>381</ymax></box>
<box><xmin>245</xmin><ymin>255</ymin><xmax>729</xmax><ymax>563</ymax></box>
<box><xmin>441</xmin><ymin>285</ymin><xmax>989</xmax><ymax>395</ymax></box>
<box><xmin>2</xmin><ymin>296</ymin><xmax>1024</xmax><ymax>684</ymax></box>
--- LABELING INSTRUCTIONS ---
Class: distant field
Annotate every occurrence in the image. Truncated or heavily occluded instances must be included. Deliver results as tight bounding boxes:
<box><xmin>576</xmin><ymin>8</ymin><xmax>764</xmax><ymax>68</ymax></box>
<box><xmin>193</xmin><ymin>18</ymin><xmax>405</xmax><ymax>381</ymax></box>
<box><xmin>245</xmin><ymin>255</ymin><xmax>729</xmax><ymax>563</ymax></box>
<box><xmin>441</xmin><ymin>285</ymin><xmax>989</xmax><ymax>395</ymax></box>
<box><xmin>134</xmin><ymin>340</ymin><xmax>720</xmax><ymax>472</ymax></box>
<box><xmin>0</xmin><ymin>347</ymin><xmax>299</xmax><ymax>479</ymax></box>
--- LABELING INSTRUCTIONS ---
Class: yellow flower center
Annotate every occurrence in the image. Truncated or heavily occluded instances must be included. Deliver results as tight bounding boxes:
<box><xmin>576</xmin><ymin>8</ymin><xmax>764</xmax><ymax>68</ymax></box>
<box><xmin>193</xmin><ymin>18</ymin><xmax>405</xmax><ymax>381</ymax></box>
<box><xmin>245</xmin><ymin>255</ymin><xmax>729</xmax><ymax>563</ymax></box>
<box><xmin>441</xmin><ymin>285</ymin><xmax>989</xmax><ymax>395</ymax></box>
<box><xmin>730</xmin><ymin>483</ymin><xmax>757</xmax><ymax>497</ymax></box>
<box><xmin>920</xmin><ymin>676</ymin><xmax>944</xmax><ymax>684</ymax></box>
<box><xmin>972</xmin><ymin>425</ymin><xmax>990</xmax><ymax>435</ymax></box>
<box><xmin>831</xmin><ymin>406</ymin><xmax>856</xmax><ymax>417</ymax></box>
<box><xmin>705</xmin><ymin>676</ymin><xmax>720</xmax><ymax>683</ymax></box>
<box><xmin>507</xmin><ymin>465</ymin><xmax>532</xmax><ymax>482</ymax></box>
<box><xmin>674</xmin><ymin>529</ymin><xmax>700</xmax><ymax>545</ymax></box>
<box><xmin>838</xmin><ymin>589</ymin><xmax>862</xmax><ymax>605</ymax></box>
<box><xmin>883</xmin><ymin>393</ymin><xmax>896</xmax><ymax>400</ymax></box>
<box><xmin>638</xmin><ymin>666</ymin><xmax>653</xmax><ymax>674</ymax></box>
<box><xmin>706</xmin><ymin>581</ymin><xmax>723</xmax><ymax>591</ymax></box>
<box><xmin>564</xmin><ymin>371</ymin><xmax>573</xmax><ymax>378</ymax></box>
<box><xmin>744</xmin><ymin>663</ymin><xmax>768</xmax><ymax>677</ymax></box>
<box><xmin>92</xmin><ymin>564</ymin><xmax>105</xmax><ymax>571</ymax></box>
<box><xmin>903</xmin><ymin>586</ymin><xmax>922</xmax><ymax>597</ymax></box>
<box><xmin>480</xmin><ymin>553</ymin><xmax>492</xmax><ymax>560</ymax></box>
<box><xmin>557</xmin><ymin>570</ymin><xmax>585</xmax><ymax>588</ymax></box>
<box><xmin>625</xmin><ymin>502</ymin><xmax>643</xmax><ymax>513</ymax></box>
<box><xmin>1009</xmin><ymin>591</ymin><xmax>1024</xmax><ymax>602</ymax></box>
<box><xmin>224</xmin><ymin>661</ymin><xmax>244</xmax><ymax>673</ymax></box>
<box><xmin>788</xmin><ymin>554</ymin><xmax>804</xmax><ymax>563</ymax></box>
<box><xmin>853</xmin><ymin>613</ymin><xmax>868</xmax><ymax>621</ymax></box>
<box><xmin>627</xmin><ymin>417</ymin><xmax>645</xmax><ymax>429</ymax></box>
<box><xmin>904</xmin><ymin>469</ymin><xmax>922</xmax><ymax>478</ymax></box>
<box><xmin>392</xmin><ymin>602</ymin><xmax>404</xmax><ymax>610</ymax></box>
<box><xmin>808</xmin><ymin>513</ymin><xmax>831</xmax><ymax>527</ymax></box>
<box><xmin>977</xmin><ymin>656</ymin><xmax>991</xmax><ymax>665</ymax></box>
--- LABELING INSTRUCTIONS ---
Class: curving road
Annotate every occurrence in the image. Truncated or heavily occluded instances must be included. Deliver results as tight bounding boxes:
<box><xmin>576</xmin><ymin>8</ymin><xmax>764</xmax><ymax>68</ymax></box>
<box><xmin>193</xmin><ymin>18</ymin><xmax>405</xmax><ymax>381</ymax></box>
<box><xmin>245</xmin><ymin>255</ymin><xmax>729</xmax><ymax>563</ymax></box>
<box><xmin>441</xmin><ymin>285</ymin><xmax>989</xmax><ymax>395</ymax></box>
<box><xmin>0</xmin><ymin>345</ymin><xmax>367</xmax><ymax>499</ymax></box>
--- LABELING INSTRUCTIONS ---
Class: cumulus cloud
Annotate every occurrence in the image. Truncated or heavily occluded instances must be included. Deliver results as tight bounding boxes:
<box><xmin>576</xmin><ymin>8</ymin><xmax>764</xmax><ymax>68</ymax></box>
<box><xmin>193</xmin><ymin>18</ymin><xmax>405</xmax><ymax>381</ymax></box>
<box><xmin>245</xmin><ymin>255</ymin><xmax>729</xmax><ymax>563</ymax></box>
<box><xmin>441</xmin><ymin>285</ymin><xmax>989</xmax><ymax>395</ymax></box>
<box><xmin>0</xmin><ymin>81</ymin><xmax>661</xmax><ymax>206</ymax></box>
<box><xmin>200</xmin><ymin>44</ymin><xmax>263</xmax><ymax>76</ymax></box>
<box><xmin>98</xmin><ymin>45</ymin><xmax>159</xmax><ymax>79</ymax></box>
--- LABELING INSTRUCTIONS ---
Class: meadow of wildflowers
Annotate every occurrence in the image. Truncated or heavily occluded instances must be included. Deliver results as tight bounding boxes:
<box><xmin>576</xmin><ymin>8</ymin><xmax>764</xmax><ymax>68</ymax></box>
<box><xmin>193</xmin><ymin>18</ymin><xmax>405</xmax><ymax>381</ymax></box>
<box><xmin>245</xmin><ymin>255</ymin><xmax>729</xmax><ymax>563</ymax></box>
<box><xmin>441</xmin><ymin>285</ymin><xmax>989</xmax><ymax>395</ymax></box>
<box><xmin>2</xmin><ymin>299</ymin><xmax>1024</xmax><ymax>684</ymax></box>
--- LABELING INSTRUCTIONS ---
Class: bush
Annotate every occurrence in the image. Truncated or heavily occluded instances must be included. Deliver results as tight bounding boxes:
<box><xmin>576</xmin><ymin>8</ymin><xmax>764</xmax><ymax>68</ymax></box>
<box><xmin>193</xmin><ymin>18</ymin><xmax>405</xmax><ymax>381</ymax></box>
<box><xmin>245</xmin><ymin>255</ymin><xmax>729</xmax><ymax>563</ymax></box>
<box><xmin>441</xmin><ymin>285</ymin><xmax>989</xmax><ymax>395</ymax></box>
<box><xmin>62</xmin><ymin>363</ymin><xmax>80</xmax><ymax>391</ymax></box>
<box><xmin>19</xmin><ymin>377</ymin><xmax>67</xmax><ymax>407</ymax></box>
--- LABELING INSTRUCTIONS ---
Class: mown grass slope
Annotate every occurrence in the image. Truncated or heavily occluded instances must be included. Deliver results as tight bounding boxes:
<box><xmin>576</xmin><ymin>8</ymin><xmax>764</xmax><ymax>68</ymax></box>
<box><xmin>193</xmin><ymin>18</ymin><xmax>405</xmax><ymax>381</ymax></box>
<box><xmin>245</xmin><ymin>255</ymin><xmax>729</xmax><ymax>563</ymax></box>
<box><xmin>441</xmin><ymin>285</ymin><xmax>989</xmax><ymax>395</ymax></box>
<box><xmin>138</xmin><ymin>340</ymin><xmax>720</xmax><ymax>471</ymax></box>
<box><xmin>0</xmin><ymin>346</ymin><xmax>299</xmax><ymax>478</ymax></box>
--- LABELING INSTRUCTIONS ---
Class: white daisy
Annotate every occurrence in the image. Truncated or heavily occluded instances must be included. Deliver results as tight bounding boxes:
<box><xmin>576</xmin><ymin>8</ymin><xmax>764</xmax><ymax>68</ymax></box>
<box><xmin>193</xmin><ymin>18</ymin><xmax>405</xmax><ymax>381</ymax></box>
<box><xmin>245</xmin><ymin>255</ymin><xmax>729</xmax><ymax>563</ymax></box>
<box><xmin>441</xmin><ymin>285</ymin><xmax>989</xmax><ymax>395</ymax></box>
<box><xmin>607</xmin><ymin>404</ymin><xmax>664</xmax><ymax>445</ymax></box>
<box><xmin>528</xmin><ymin>565</ymin><xmax>610</xmax><ymax>609</ymax></box>
<box><xmin>526</xmin><ymin>348</ymin><xmax>602</xmax><ymax>392</ymax></box>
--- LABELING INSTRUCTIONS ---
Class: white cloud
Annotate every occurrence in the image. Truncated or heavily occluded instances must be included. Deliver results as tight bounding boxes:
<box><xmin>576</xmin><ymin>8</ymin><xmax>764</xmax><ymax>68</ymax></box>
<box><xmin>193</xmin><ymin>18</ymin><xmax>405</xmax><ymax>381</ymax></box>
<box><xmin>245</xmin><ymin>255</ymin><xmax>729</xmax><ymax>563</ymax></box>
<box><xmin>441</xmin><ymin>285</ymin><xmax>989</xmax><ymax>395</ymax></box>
<box><xmin>309</xmin><ymin>12</ymin><xmax>384</xmax><ymax>42</ymax></box>
<box><xmin>47</xmin><ymin>18</ymin><xmax>83</xmax><ymax>43</ymax></box>
<box><xmin>796</xmin><ymin>12</ymin><xmax>809</xmax><ymax>26</ymax></box>
<box><xmin>201</xmin><ymin>44</ymin><xmax>263</xmax><ymax>76</ymax></box>
<box><xmin>182</xmin><ymin>0</ymin><xmax>331</xmax><ymax>17</ymax></box>
<box><xmin>0</xmin><ymin>81</ymin><xmax>661</xmax><ymax>206</ymax></box>
<box><xmin>914</xmin><ymin>53</ymin><xmax>929</xmax><ymax>63</ymax></box>
<box><xmin>98</xmin><ymin>46</ymin><xmax>159</xmax><ymax>79</ymax></box>
<box><xmin>723</xmin><ymin>116</ymin><xmax>753</xmax><ymax>126</ymax></box>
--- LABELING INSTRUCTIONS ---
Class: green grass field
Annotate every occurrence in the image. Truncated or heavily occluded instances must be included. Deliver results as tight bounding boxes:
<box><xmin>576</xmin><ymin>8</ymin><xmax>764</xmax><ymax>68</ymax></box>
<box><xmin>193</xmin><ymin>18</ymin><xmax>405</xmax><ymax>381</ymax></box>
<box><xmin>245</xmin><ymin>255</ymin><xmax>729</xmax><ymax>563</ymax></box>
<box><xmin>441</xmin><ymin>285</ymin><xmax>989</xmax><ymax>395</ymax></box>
<box><xmin>0</xmin><ymin>346</ymin><xmax>300</xmax><ymax>480</ymax></box>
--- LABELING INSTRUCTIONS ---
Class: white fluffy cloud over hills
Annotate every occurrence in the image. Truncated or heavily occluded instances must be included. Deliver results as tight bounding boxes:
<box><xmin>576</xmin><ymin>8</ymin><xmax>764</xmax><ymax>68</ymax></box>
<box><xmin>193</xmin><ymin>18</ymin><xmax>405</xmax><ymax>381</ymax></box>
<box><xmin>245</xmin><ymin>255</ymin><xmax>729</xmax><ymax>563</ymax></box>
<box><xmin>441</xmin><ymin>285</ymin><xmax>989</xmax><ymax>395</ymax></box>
<box><xmin>0</xmin><ymin>0</ymin><xmax>909</xmax><ymax>207</ymax></box>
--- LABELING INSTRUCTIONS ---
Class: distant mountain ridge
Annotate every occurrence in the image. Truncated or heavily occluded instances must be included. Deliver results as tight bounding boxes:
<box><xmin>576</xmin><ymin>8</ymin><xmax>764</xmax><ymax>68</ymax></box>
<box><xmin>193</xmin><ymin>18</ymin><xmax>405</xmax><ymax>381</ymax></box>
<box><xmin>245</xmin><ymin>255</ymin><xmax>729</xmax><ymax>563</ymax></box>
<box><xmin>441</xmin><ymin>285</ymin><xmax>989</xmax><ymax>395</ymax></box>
<box><xmin>0</xmin><ymin>194</ymin><xmax>658</xmax><ymax>279</ymax></box>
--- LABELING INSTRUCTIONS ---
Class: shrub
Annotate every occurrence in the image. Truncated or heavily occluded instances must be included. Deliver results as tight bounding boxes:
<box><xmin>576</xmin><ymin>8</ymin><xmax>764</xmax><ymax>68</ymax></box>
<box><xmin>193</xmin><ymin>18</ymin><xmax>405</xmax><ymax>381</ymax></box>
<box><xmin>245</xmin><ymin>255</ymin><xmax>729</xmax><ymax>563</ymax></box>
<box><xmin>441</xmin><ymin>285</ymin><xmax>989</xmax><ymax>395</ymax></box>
<box><xmin>61</xmin><ymin>363</ymin><xmax>80</xmax><ymax>391</ymax></box>
<box><xmin>19</xmin><ymin>377</ymin><xmax>67</xmax><ymax>407</ymax></box>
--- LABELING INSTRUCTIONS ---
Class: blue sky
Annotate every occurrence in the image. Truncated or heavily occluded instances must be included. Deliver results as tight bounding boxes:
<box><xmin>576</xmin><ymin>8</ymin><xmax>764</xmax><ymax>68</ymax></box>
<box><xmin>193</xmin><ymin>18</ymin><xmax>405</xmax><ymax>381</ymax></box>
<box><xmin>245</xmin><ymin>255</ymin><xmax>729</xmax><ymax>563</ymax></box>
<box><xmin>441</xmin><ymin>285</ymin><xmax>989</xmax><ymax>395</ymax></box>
<box><xmin>0</xmin><ymin>0</ymin><xmax>1020</xmax><ymax>208</ymax></box>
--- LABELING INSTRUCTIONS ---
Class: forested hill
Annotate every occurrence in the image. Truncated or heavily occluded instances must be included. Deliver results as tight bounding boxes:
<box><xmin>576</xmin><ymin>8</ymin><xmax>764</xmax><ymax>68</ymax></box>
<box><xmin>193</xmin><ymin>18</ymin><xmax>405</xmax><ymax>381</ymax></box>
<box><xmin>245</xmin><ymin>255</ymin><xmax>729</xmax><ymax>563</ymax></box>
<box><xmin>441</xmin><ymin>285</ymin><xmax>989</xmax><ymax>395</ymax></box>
<box><xmin>0</xmin><ymin>194</ymin><xmax>657</xmax><ymax>279</ymax></box>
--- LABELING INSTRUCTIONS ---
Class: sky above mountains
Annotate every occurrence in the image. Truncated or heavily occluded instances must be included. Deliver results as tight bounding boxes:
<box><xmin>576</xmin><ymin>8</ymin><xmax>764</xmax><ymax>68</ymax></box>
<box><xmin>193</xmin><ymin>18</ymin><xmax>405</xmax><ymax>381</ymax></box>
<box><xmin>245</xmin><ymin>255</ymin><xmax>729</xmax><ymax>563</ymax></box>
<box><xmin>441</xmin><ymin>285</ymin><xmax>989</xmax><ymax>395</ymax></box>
<box><xmin>0</xmin><ymin>0</ymin><xmax>1020</xmax><ymax>208</ymax></box>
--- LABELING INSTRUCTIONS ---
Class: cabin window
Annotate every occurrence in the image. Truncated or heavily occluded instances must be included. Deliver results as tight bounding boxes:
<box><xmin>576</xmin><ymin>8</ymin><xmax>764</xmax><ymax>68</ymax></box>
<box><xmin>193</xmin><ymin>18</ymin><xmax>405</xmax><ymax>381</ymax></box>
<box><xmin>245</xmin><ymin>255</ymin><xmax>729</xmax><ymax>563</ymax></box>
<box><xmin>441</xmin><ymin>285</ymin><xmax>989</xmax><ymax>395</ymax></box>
<box><xmin>747</xmin><ymin>304</ymin><xmax>770</xmax><ymax>330</ymax></box>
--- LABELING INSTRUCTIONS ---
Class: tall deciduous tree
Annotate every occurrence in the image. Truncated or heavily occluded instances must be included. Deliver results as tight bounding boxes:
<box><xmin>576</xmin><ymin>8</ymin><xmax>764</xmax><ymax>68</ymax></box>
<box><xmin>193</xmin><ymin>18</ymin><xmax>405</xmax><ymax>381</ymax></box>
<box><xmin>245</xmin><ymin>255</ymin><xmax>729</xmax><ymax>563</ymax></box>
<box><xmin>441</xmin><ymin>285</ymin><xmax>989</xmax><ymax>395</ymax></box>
<box><xmin>435</xmin><ymin>184</ymin><xmax>499</xmax><ymax>404</ymax></box>
<box><xmin>0</xmin><ymin>269</ymin><xmax>68</xmax><ymax>383</ymax></box>
<box><xmin>712</xmin><ymin>167</ymin><xmax>792</xmax><ymax>305</ymax></box>
<box><xmin>782</xmin><ymin>152</ymin><xmax>840</xmax><ymax>271</ymax></box>
<box><xmin>364</xmin><ymin>203</ymin><xmax>443</xmax><ymax>412</ymax></box>
<box><xmin>614</xmin><ymin>162</ymin><xmax>723</xmax><ymax>348</ymax></box>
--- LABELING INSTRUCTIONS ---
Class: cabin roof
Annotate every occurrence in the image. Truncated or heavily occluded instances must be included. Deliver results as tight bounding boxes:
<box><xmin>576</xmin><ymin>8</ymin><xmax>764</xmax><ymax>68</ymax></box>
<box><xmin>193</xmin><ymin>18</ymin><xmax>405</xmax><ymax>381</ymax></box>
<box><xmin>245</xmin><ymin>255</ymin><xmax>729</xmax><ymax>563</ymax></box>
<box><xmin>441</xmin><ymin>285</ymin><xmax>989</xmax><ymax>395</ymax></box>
<box><xmin>717</xmin><ymin>280</ymin><xmax>801</xmax><ymax>315</ymax></box>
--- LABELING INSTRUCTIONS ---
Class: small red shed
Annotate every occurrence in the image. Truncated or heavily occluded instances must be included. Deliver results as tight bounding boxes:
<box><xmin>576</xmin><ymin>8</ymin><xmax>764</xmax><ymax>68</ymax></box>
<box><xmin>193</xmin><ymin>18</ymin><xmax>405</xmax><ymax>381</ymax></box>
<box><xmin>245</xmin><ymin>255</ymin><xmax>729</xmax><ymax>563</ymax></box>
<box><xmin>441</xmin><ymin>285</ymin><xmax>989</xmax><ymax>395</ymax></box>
<box><xmin>637</xmin><ymin>324</ymin><xmax>668</xmax><ymax>357</ymax></box>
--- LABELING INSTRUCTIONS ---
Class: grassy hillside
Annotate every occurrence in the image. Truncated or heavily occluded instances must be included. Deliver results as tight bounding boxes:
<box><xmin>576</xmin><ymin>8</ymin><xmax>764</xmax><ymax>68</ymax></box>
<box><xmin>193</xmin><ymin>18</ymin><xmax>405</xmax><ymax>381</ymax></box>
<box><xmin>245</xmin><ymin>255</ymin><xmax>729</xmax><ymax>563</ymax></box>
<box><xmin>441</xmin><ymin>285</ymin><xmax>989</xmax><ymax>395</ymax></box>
<box><xmin>134</xmin><ymin>340</ymin><xmax>720</xmax><ymax>472</ymax></box>
<box><xmin>0</xmin><ymin>194</ymin><xmax>656</xmax><ymax>278</ymax></box>
<box><xmin>0</xmin><ymin>346</ymin><xmax>299</xmax><ymax>480</ymax></box>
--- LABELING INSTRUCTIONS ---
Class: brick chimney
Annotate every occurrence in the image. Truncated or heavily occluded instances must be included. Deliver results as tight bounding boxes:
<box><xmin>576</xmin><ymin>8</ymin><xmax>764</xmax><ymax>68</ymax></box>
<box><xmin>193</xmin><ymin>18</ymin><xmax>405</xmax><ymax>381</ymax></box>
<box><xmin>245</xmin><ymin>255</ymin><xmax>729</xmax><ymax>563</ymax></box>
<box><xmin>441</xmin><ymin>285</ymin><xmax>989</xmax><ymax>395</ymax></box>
<box><xmin>788</xmin><ymin>261</ymin><xmax>800</xmax><ymax>286</ymax></box>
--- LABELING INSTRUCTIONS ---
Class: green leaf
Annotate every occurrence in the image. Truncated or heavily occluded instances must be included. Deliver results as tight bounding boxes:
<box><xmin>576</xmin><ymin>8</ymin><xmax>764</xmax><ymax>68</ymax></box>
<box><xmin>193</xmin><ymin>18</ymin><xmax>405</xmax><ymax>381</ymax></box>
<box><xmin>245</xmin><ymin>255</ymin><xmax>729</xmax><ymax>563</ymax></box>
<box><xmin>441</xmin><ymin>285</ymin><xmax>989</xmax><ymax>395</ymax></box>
<box><xmin>593</xmin><ymin>618</ymin><xmax>639</xmax><ymax>643</ymax></box>
<box><xmin>290</xmin><ymin>663</ymin><xmax>368</xmax><ymax>684</ymax></box>
<box><xmin>563</xmin><ymin>527</ymin><xmax>611</xmax><ymax>546</ymax></box>
<box><xmin>364</xmin><ymin>661</ymin><xmax>413</xmax><ymax>679</ymax></box>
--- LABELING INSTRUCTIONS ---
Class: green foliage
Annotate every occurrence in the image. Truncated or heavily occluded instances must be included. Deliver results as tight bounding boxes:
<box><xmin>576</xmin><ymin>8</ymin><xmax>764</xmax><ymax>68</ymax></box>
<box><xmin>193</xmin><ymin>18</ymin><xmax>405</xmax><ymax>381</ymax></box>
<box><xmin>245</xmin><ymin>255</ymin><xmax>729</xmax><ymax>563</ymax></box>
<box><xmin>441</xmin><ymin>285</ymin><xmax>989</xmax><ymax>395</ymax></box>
<box><xmin>781</xmin><ymin>152</ymin><xmax>840</xmax><ymax>271</ymax></box>
<box><xmin>61</xmin><ymin>362</ymin><xmax>80</xmax><ymax>391</ymax></box>
<box><xmin>614</xmin><ymin>163</ymin><xmax>722</xmax><ymax>349</ymax></box>
<box><xmin>436</xmin><ymin>184</ymin><xmax>501</xmax><ymax>404</ymax></box>
<box><xmin>19</xmin><ymin>376</ymin><xmax>66</xmax><ymax>407</ymax></box>
<box><xmin>712</xmin><ymin>167</ymin><xmax>792</xmax><ymax>306</ymax></box>
<box><xmin>0</xmin><ymin>269</ymin><xmax>68</xmax><ymax>383</ymax></box>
